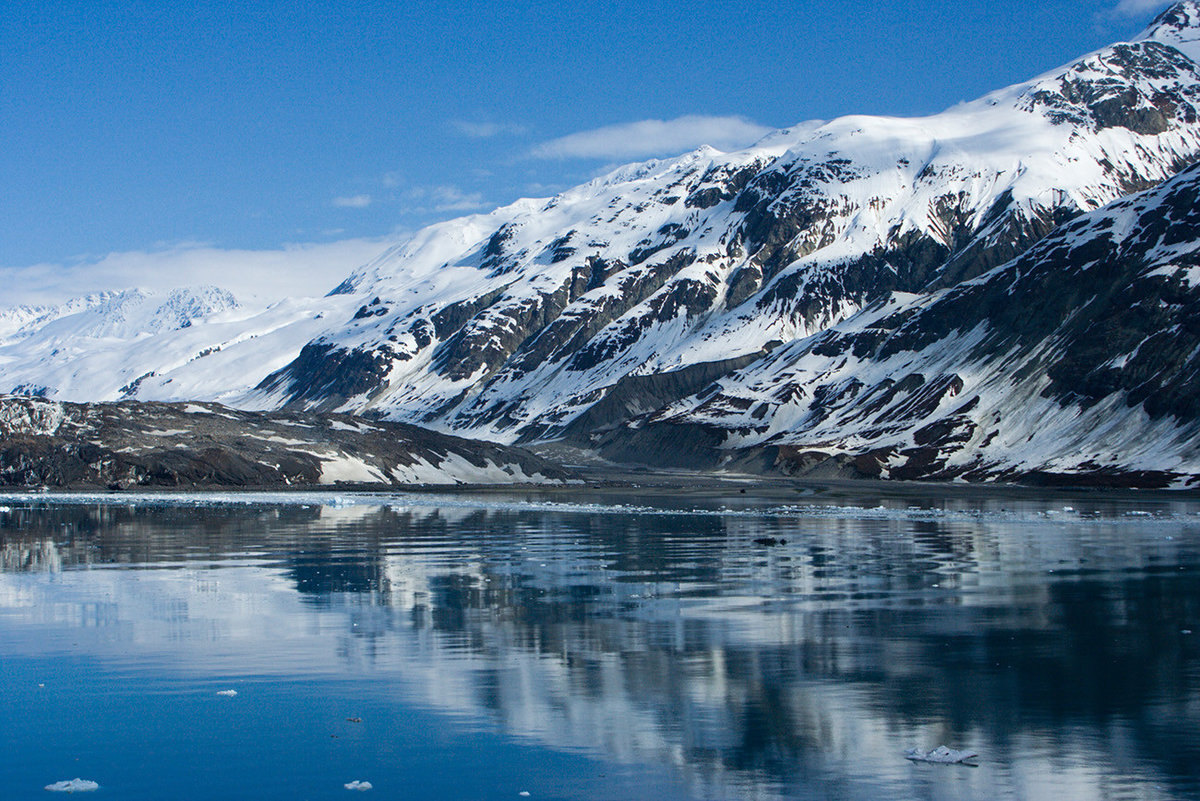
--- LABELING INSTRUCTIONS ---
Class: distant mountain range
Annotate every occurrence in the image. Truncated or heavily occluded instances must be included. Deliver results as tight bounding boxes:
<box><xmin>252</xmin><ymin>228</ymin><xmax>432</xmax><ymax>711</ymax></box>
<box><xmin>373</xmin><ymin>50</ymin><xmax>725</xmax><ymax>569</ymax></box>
<box><xmin>5</xmin><ymin>3</ymin><xmax>1200</xmax><ymax>488</ymax></box>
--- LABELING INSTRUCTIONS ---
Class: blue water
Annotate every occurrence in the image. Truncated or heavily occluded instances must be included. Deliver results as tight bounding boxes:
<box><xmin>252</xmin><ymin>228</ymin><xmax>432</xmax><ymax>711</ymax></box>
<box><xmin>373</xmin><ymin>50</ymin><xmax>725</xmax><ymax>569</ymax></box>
<box><xmin>3</xmin><ymin>489</ymin><xmax>1200</xmax><ymax>799</ymax></box>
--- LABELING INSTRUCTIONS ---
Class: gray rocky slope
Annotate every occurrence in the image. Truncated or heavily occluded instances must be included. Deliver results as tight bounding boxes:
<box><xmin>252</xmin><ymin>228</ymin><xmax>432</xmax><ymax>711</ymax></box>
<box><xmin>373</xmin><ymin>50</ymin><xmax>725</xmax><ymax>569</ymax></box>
<box><xmin>0</xmin><ymin>396</ymin><xmax>570</xmax><ymax>488</ymax></box>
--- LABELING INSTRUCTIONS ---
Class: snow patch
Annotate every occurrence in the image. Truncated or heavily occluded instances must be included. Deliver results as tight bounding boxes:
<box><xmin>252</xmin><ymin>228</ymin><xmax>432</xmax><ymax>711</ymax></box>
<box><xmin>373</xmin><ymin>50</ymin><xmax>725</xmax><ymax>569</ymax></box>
<box><xmin>329</xmin><ymin>419</ymin><xmax>381</xmax><ymax>433</ymax></box>
<box><xmin>390</xmin><ymin>452</ymin><xmax>556</xmax><ymax>485</ymax></box>
<box><xmin>318</xmin><ymin>455</ymin><xmax>389</xmax><ymax>485</ymax></box>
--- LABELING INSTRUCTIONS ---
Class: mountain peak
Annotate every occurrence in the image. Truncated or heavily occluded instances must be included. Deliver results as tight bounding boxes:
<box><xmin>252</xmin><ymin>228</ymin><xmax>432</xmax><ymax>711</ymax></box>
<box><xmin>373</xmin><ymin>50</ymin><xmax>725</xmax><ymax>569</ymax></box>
<box><xmin>1149</xmin><ymin>1</ymin><xmax>1200</xmax><ymax>29</ymax></box>
<box><xmin>1139</xmin><ymin>1</ymin><xmax>1200</xmax><ymax>61</ymax></box>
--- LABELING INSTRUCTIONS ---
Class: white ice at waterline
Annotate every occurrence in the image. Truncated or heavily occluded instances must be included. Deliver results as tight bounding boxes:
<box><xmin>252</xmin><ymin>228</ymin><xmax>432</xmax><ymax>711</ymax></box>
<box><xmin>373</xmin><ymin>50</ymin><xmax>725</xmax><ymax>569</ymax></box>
<box><xmin>44</xmin><ymin>778</ymin><xmax>100</xmax><ymax>792</ymax></box>
<box><xmin>905</xmin><ymin>745</ymin><xmax>979</xmax><ymax>764</ymax></box>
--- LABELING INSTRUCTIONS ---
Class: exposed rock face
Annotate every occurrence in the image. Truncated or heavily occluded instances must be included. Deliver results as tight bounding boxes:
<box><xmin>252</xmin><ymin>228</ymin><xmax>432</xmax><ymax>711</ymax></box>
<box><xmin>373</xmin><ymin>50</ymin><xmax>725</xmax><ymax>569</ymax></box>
<box><xmin>615</xmin><ymin>160</ymin><xmax>1200</xmax><ymax>488</ymax></box>
<box><xmin>0</xmin><ymin>396</ymin><xmax>571</xmax><ymax>489</ymax></box>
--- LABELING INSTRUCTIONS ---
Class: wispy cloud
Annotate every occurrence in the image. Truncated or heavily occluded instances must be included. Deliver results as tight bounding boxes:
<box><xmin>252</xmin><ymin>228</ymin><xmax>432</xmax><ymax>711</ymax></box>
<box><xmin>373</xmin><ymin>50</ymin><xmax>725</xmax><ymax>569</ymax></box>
<box><xmin>452</xmin><ymin>120</ymin><xmax>527</xmax><ymax>139</ymax></box>
<box><xmin>432</xmin><ymin>186</ymin><xmax>486</xmax><ymax>212</ymax></box>
<box><xmin>1109</xmin><ymin>0</ymin><xmax>1172</xmax><ymax>17</ymax></box>
<box><xmin>402</xmin><ymin>185</ymin><xmax>487</xmax><ymax>214</ymax></box>
<box><xmin>523</xmin><ymin>182</ymin><xmax>569</xmax><ymax>197</ymax></box>
<box><xmin>530</xmin><ymin>115</ymin><xmax>774</xmax><ymax>160</ymax></box>
<box><xmin>1</xmin><ymin>237</ymin><xmax>407</xmax><ymax>308</ymax></box>
<box><xmin>332</xmin><ymin>194</ymin><xmax>373</xmax><ymax>208</ymax></box>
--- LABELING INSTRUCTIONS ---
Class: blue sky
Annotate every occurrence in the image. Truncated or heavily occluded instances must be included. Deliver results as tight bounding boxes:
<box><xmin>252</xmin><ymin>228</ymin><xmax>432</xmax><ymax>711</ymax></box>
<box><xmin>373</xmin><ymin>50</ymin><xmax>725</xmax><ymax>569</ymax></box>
<box><xmin>0</xmin><ymin>0</ymin><xmax>1177</xmax><ymax>304</ymax></box>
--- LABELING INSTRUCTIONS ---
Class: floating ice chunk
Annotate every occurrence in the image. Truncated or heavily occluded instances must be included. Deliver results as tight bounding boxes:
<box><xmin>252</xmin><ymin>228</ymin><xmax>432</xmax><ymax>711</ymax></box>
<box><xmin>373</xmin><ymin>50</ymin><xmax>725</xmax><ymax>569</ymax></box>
<box><xmin>344</xmin><ymin>780</ymin><xmax>373</xmax><ymax>791</ymax></box>
<box><xmin>44</xmin><ymin>778</ymin><xmax>99</xmax><ymax>792</ymax></box>
<box><xmin>905</xmin><ymin>746</ymin><xmax>979</xmax><ymax>764</ymax></box>
<box><xmin>215</xmin><ymin>689</ymin><xmax>238</xmax><ymax>697</ymax></box>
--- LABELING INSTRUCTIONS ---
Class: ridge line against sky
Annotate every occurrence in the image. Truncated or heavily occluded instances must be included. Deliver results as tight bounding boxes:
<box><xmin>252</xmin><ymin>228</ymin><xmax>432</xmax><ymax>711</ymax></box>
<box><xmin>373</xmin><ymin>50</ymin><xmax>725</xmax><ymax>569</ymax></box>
<box><xmin>0</xmin><ymin>0</ymin><xmax>1176</xmax><ymax>307</ymax></box>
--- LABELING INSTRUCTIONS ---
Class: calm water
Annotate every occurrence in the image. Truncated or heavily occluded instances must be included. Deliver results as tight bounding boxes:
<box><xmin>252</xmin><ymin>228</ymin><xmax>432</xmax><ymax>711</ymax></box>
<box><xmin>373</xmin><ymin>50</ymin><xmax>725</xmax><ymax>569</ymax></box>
<box><xmin>3</xmin><ymin>487</ymin><xmax>1200</xmax><ymax>800</ymax></box>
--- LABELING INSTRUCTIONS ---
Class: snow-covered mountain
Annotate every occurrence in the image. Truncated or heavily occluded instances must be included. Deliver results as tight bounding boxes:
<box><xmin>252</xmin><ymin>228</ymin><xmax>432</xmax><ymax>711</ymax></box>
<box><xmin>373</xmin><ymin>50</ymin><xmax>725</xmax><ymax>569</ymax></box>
<box><xmin>0</xmin><ymin>284</ymin><xmax>324</xmax><ymax>403</ymax></box>
<box><xmin>606</xmin><ymin>158</ymin><xmax>1200</xmax><ymax>488</ymax></box>
<box><xmin>0</xmin><ymin>286</ymin><xmax>239</xmax><ymax>347</ymax></box>
<box><xmin>5</xmin><ymin>4</ymin><xmax>1200</xmax><ymax>486</ymax></box>
<box><xmin>0</xmin><ymin>292</ymin><xmax>124</xmax><ymax>345</ymax></box>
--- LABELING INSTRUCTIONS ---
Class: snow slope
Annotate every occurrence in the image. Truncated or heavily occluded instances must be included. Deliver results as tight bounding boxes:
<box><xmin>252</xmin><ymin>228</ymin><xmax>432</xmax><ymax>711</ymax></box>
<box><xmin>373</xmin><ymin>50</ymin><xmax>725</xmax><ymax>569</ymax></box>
<box><xmin>614</xmin><ymin>158</ymin><xmax>1200</xmax><ymax>487</ymax></box>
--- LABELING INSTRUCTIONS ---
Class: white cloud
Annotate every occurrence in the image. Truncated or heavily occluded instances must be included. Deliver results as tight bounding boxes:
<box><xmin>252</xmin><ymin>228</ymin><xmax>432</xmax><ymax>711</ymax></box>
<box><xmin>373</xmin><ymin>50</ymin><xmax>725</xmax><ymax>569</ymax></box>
<box><xmin>1110</xmin><ymin>0</ymin><xmax>1172</xmax><ymax>16</ymax></box>
<box><xmin>452</xmin><ymin>120</ymin><xmax>527</xmax><ymax>139</ymax></box>
<box><xmin>0</xmin><ymin>237</ymin><xmax>407</xmax><ymax>308</ymax></box>
<box><xmin>332</xmin><ymin>194</ymin><xmax>373</xmax><ymax>208</ymax></box>
<box><xmin>530</xmin><ymin>115</ymin><xmax>774</xmax><ymax>160</ymax></box>
<box><xmin>431</xmin><ymin>186</ymin><xmax>486</xmax><ymax>212</ymax></box>
<box><xmin>524</xmin><ymin>182</ymin><xmax>569</xmax><ymax>196</ymax></box>
<box><xmin>402</xmin><ymin>185</ymin><xmax>487</xmax><ymax>214</ymax></box>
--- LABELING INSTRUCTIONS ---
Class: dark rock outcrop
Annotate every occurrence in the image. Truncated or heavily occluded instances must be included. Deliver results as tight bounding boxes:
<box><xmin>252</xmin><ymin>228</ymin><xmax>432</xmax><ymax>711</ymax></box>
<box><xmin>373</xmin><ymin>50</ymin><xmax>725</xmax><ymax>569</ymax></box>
<box><xmin>0</xmin><ymin>396</ymin><xmax>572</xmax><ymax>489</ymax></box>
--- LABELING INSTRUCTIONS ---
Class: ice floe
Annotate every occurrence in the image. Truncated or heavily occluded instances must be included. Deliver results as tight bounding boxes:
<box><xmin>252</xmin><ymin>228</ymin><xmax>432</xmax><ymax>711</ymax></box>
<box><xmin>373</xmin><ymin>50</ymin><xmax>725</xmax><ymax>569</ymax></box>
<box><xmin>44</xmin><ymin>778</ymin><xmax>99</xmax><ymax>792</ymax></box>
<box><xmin>905</xmin><ymin>746</ymin><xmax>979</xmax><ymax>764</ymax></box>
<box><xmin>344</xmin><ymin>780</ymin><xmax>373</xmax><ymax>790</ymax></box>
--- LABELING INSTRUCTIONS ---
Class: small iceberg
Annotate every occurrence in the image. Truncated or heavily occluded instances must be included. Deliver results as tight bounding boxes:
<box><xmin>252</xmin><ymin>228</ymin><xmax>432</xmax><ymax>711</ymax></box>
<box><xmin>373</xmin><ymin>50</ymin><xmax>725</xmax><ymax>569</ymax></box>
<box><xmin>45</xmin><ymin>778</ymin><xmax>100</xmax><ymax>792</ymax></box>
<box><xmin>905</xmin><ymin>746</ymin><xmax>979</xmax><ymax>764</ymax></box>
<box><xmin>216</xmin><ymin>689</ymin><xmax>238</xmax><ymax>697</ymax></box>
<box><xmin>344</xmin><ymin>780</ymin><xmax>373</xmax><ymax>791</ymax></box>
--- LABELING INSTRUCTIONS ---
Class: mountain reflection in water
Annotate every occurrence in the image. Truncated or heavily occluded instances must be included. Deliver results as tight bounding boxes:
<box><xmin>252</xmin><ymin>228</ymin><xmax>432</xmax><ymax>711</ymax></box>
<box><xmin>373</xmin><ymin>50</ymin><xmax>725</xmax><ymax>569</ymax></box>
<box><xmin>2</xmin><ymin>492</ymin><xmax>1200</xmax><ymax>800</ymax></box>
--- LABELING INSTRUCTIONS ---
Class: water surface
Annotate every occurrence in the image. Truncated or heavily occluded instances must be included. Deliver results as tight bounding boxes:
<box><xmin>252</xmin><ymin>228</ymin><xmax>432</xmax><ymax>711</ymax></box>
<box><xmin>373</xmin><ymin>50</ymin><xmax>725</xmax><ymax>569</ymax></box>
<box><xmin>3</xmin><ymin>488</ymin><xmax>1200</xmax><ymax>799</ymax></box>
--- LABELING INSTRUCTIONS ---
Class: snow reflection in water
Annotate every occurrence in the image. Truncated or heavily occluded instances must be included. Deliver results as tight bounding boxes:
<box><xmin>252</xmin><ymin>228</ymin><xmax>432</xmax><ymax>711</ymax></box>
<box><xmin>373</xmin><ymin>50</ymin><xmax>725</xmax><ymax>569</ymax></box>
<box><xmin>2</xmin><ymin>492</ymin><xmax>1199</xmax><ymax>800</ymax></box>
